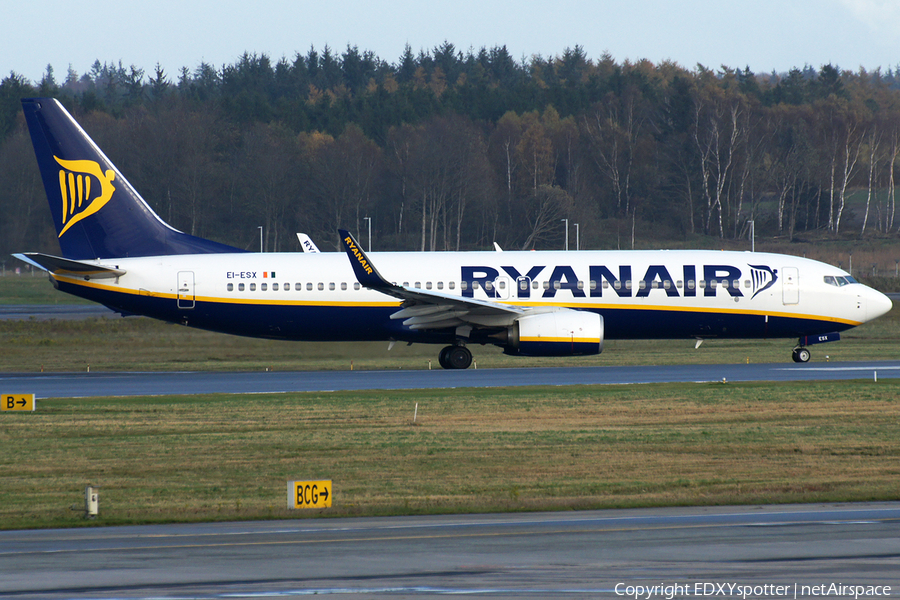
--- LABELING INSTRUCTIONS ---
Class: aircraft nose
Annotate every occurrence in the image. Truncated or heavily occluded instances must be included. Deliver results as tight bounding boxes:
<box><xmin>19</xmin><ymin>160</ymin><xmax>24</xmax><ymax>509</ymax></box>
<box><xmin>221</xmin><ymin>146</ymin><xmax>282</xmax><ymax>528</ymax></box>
<box><xmin>866</xmin><ymin>287</ymin><xmax>893</xmax><ymax>321</ymax></box>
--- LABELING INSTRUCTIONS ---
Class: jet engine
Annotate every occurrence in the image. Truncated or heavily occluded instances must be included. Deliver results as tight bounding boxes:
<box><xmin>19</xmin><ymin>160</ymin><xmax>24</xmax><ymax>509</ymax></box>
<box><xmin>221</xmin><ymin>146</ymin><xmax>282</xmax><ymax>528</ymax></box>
<box><xmin>503</xmin><ymin>310</ymin><xmax>603</xmax><ymax>356</ymax></box>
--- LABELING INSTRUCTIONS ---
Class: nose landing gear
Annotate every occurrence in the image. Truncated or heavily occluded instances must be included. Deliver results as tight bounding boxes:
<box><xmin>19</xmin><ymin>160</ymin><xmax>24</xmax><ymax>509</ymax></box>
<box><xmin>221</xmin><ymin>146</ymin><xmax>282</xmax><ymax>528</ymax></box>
<box><xmin>791</xmin><ymin>346</ymin><xmax>811</xmax><ymax>363</ymax></box>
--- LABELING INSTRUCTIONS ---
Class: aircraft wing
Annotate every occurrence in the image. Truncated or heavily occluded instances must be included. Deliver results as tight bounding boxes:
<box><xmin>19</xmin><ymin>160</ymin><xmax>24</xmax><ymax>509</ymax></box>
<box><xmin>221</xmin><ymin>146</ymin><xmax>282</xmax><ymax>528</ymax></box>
<box><xmin>13</xmin><ymin>253</ymin><xmax>126</xmax><ymax>279</ymax></box>
<box><xmin>338</xmin><ymin>230</ymin><xmax>523</xmax><ymax>331</ymax></box>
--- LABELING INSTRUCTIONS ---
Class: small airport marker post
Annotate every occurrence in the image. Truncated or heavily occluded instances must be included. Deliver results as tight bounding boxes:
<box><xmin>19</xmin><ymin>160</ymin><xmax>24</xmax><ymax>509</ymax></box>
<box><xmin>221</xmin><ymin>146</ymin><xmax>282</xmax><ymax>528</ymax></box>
<box><xmin>287</xmin><ymin>480</ymin><xmax>332</xmax><ymax>509</ymax></box>
<box><xmin>2</xmin><ymin>394</ymin><xmax>35</xmax><ymax>412</ymax></box>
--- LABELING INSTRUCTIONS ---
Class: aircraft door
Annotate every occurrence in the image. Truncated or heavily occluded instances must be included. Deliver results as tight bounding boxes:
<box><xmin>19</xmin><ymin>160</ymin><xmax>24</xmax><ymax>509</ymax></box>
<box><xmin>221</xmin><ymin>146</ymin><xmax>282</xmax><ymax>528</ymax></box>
<box><xmin>782</xmin><ymin>267</ymin><xmax>799</xmax><ymax>305</ymax></box>
<box><xmin>177</xmin><ymin>271</ymin><xmax>195</xmax><ymax>309</ymax></box>
<box><xmin>515</xmin><ymin>276</ymin><xmax>532</xmax><ymax>299</ymax></box>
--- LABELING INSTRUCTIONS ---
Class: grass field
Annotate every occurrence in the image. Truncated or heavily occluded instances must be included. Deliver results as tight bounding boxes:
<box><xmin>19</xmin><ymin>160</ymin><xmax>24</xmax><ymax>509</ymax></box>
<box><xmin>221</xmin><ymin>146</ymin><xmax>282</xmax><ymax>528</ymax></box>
<box><xmin>1</xmin><ymin>273</ymin><xmax>898</xmax><ymax>531</ymax></box>
<box><xmin>1</xmin><ymin>380</ymin><xmax>898</xmax><ymax>530</ymax></box>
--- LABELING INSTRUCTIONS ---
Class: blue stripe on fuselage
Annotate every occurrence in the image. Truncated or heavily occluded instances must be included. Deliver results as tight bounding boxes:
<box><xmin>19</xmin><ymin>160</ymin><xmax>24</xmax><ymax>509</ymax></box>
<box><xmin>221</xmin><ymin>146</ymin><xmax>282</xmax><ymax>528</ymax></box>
<box><xmin>53</xmin><ymin>278</ymin><xmax>851</xmax><ymax>344</ymax></box>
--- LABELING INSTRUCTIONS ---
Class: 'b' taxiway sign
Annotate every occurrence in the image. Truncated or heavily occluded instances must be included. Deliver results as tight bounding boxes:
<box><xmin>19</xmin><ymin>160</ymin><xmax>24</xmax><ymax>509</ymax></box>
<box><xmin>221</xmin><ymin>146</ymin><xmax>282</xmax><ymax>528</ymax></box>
<box><xmin>2</xmin><ymin>394</ymin><xmax>35</xmax><ymax>412</ymax></box>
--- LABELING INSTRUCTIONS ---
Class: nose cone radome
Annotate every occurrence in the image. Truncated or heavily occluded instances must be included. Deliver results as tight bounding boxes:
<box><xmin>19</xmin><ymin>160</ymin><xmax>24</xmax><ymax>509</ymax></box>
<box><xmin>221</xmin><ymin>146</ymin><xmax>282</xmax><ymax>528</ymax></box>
<box><xmin>866</xmin><ymin>287</ymin><xmax>893</xmax><ymax>322</ymax></box>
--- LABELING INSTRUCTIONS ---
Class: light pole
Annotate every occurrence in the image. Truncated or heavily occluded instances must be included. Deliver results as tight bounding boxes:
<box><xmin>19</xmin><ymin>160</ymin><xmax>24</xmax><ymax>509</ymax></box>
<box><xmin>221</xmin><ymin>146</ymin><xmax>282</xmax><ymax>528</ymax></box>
<box><xmin>561</xmin><ymin>219</ymin><xmax>568</xmax><ymax>251</ymax></box>
<box><xmin>258</xmin><ymin>226</ymin><xmax>263</xmax><ymax>252</ymax></box>
<box><xmin>363</xmin><ymin>216</ymin><xmax>372</xmax><ymax>252</ymax></box>
<box><xmin>574</xmin><ymin>223</ymin><xmax>580</xmax><ymax>251</ymax></box>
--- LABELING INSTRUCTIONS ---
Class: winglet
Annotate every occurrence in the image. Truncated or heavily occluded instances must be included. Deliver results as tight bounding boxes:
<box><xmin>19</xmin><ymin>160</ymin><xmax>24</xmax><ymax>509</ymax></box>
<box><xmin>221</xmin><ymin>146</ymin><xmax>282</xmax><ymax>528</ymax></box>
<box><xmin>338</xmin><ymin>229</ymin><xmax>393</xmax><ymax>290</ymax></box>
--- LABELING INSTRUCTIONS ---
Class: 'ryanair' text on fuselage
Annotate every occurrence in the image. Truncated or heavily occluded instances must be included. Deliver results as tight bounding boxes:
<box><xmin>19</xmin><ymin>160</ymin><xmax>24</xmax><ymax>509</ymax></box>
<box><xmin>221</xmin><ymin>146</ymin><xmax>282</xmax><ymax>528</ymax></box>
<box><xmin>461</xmin><ymin>264</ymin><xmax>779</xmax><ymax>299</ymax></box>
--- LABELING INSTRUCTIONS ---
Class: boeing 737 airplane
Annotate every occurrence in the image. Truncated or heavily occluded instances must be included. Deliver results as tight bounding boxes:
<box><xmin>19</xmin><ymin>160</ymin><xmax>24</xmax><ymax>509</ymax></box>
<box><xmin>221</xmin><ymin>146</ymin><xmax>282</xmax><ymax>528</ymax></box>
<box><xmin>14</xmin><ymin>98</ymin><xmax>893</xmax><ymax>368</ymax></box>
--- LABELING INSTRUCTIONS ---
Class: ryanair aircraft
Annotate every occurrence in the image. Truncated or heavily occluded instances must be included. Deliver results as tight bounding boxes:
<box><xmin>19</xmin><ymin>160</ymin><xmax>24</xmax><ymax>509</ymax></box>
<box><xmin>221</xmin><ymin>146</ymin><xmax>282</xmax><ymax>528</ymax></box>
<box><xmin>15</xmin><ymin>98</ymin><xmax>893</xmax><ymax>369</ymax></box>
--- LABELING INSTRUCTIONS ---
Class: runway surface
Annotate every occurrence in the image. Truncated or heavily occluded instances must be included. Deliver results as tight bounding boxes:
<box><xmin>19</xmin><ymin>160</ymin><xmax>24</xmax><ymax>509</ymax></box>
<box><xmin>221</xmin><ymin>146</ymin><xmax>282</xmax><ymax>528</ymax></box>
<box><xmin>1</xmin><ymin>360</ymin><xmax>898</xmax><ymax>398</ymax></box>
<box><xmin>0</xmin><ymin>304</ymin><xmax>115</xmax><ymax>320</ymax></box>
<box><xmin>1</xmin><ymin>503</ymin><xmax>898</xmax><ymax>598</ymax></box>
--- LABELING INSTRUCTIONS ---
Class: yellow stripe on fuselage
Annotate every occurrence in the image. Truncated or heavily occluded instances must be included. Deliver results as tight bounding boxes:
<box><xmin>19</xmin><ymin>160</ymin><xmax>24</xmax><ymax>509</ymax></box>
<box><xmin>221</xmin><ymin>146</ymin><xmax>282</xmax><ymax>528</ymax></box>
<box><xmin>520</xmin><ymin>336</ymin><xmax>598</xmax><ymax>343</ymax></box>
<box><xmin>51</xmin><ymin>274</ymin><xmax>862</xmax><ymax>326</ymax></box>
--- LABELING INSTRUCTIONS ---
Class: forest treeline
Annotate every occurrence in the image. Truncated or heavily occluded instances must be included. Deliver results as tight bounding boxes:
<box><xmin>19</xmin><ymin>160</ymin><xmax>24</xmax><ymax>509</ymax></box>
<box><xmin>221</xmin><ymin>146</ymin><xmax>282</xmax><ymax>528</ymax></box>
<box><xmin>2</xmin><ymin>43</ymin><xmax>900</xmax><ymax>257</ymax></box>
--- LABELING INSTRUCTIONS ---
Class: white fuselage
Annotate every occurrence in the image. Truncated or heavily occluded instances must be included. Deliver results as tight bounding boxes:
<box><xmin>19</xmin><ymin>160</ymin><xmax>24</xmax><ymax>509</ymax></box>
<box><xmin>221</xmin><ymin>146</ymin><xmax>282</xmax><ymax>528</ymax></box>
<box><xmin>51</xmin><ymin>249</ymin><xmax>891</xmax><ymax>345</ymax></box>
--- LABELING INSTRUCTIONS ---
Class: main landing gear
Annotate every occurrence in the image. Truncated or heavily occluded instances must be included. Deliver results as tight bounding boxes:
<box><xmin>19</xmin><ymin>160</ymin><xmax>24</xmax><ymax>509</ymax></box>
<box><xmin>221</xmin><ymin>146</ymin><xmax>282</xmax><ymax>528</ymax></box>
<box><xmin>791</xmin><ymin>346</ymin><xmax>811</xmax><ymax>363</ymax></box>
<box><xmin>438</xmin><ymin>344</ymin><xmax>473</xmax><ymax>369</ymax></box>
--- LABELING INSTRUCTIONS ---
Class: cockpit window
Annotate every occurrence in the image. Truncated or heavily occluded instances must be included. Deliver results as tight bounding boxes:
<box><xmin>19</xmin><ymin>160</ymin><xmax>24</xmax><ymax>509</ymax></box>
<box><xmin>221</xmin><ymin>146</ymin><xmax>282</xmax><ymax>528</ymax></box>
<box><xmin>824</xmin><ymin>275</ymin><xmax>858</xmax><ymax>287</ymax></box>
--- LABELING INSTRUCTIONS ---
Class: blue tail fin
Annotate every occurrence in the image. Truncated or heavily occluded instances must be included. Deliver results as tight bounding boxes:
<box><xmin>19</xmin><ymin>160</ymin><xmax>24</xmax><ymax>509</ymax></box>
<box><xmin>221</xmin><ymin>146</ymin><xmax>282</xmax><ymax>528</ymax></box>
<box><xmin>21</xmin><ymin>98</ymin><xmax>242</xmax><ymax>259</ymax></box>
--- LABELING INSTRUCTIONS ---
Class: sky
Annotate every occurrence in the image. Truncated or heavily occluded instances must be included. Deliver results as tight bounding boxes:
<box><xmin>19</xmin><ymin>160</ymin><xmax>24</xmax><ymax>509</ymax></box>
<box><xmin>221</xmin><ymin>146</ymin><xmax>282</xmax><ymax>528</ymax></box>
<box><xmin>4</xmin><ymin>0</ymin><xmax>900</xmax><ymax>85</ymax></box>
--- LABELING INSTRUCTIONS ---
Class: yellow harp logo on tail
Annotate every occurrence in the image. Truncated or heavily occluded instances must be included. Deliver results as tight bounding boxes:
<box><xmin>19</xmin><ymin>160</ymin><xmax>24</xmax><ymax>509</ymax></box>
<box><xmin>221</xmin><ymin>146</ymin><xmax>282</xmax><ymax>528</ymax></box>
<box><xmin>54</xmin><ymin>156</ymin><xmax>116</xmax><ymax>237</ymax></box>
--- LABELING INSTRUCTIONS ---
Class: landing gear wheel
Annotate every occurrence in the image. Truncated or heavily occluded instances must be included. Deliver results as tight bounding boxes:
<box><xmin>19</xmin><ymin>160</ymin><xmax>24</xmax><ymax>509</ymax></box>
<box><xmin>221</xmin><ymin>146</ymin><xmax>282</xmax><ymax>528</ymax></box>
<box><xmin>438</xmin><ymin>346</ymin><xmax>452</xmax><ymax>369</ymax></box>
<box><xmin>792</xmin><ymin>347</ymin><xmax>811</xmax><ymax>363</ymax></box>
<box><xmin>446</xmin><ymin>345</ymin><xmax>473</xmax><ymax>370</ymax></box>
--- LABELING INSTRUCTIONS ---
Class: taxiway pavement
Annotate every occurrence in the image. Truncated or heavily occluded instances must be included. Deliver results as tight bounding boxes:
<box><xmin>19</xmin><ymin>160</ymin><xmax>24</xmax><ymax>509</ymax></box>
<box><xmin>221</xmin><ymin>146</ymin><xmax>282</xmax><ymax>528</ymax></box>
<box><xmin>1</xmin><ymin>360</ymin><xmax>898</xmax><ymax>398</ymax></box>
<box><xmin>2</xmin><ymin>503</ymin><xmax>898</xmax><ymax>598</ymax></box>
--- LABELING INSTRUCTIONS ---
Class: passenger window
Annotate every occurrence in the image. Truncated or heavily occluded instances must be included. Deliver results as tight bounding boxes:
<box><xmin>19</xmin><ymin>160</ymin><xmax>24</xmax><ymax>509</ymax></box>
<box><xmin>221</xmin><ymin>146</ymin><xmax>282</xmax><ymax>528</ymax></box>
<box><xmin>639</xmin><ymin>280</ymin><xmax>647</xmax><ymax>290</ymax></box>
<box><xmin>688</xmin><ymin>280</ymin><xmax>695</xmax><ymax>290</ymax></box>
<box><xmin>449</xmin><ymin>281</ymin><xmax>455</xmax><ymax>290</ymax></box>
<box><xmin>238</xmin><ymin>283</ymin><xmax>245</xmax><ymax>291</ymax></box>
<box><xmin>261</xmin><ymin>283</ymin><xmax>267</xmax><ymax>291</ymax></box>
<box><xmin>437</xmin><ymin>282</ymin><xmax>443</xmax><ymax>290</ymax></box>
<box><xmin>460</xmin><ymin>281</ymin><xmax>467</xmax><ymax>290</ymax></box>
<box><xmin>577</xmin><ymin>281</ymin><xmax>584</xmax><ymax>290</ymax></box>
<box><xmin>614</xmin><ymin>281</ymin><xmax>621</xmax><ymax>290</ymax></box>
<box><xmin>426</xmin><ymin>282</ymin><xmax>432</xmax><ymax>290</ymax></box>
<box><xmin>354</xmin><ymin>283</ymin><xmax>360</xmax><ymax>290</ymax></box>
<box><xmin>543</xmin><ymin>281</ymin><xmax>550</xmax><ymax>290</ymax></box>
<box><xmin>273</xmin><ymin>283</ymin><xmax>279</xmax><ymax>291</ymax></box>
<box><xmin>341</xmin><ymin>282</ymin><xmax>347</xmax><ymax>290</ymax></box>
<box><xmin>532</xmin><ymin>280</ymin><xmax>539</xmax><ymax>289</ymax></box>
<box><xmin>625</xmin><ymin>280</ymin><xmax>632</xmax><ymax>290</ymax></box>
<box><xmin>485</xmin><ymin>281</ymin><xmax>493</xmax><ymax>291</ymax></box>
<box><xmin>317</xmin><ymin>283</ymin><xmax>324</xmax><ymax>291</ymax></box>
<box><xmin>306</xmin><ymin>283</ymin><xmax>312</xmax><ymax>291</ymax></box>
<box><xmin>676</xmin><ymin>280</ymin><xmax>683</xmax><ymax>289</ymax></box>
<box><xmin>329</xmin><ymin>282</ymin><xmax>335</xmax><ymax>291</ymax></box>
<box><xmin>250</xmin><ymin>283</ymin><xmax>256</xmax><ymax>291</ymax></box>
<box><xmin>590</xmin><ymin>280</ymin><xmax>597</xmax><ymax>290</ymax></box>
<box><xmin>227</xmin><ymin>283</ymin><xmax>234</xmax><ymax>292</ymax></box>
<box><xmin>472</xmin><ymin>281</ymin><xmax>480</xmax><ymax>290</ymax></box>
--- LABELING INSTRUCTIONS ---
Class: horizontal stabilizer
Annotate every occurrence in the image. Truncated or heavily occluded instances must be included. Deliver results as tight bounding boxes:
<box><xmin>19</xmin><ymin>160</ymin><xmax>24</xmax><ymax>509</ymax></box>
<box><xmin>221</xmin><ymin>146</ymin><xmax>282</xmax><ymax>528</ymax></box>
<box><xmin>13</xmin><ymin>253</ymin><xmax>126</xmax><ymax>279</ymax></box>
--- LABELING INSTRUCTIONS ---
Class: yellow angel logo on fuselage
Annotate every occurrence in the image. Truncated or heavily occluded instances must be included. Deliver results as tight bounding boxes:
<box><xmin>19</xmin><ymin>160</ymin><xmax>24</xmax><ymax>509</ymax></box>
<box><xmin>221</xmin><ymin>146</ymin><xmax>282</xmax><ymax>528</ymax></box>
<box><xmin>54</xmin><ymin>156</ymin><xmax>116</xmax><ymax>237</ymax></box>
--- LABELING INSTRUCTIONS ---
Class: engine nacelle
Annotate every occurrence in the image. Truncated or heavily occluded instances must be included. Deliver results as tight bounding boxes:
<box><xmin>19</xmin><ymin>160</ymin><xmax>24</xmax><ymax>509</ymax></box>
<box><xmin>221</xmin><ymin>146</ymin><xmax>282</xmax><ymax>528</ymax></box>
<box><xmin>504</xmin><ymin>310</ymin><xmax>604</xmax><ymax>356</ymax></box>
